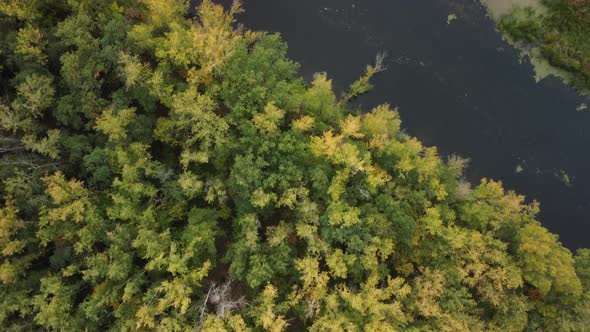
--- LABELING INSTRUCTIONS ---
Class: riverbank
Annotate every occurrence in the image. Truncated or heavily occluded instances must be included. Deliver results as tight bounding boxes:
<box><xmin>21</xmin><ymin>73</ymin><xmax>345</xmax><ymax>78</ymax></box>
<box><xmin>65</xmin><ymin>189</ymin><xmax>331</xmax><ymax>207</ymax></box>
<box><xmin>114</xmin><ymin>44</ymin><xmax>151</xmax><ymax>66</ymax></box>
<box><xmin>483</xmin><ymin>0</ymin><xmax>590</xmax><ymax>94</ymax></box>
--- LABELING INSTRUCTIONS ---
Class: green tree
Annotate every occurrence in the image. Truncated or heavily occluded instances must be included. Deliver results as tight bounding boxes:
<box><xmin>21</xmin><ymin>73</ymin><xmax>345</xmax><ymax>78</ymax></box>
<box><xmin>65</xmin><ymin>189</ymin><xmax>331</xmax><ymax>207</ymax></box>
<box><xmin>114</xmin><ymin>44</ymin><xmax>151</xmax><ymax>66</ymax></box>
<box><xmin>0</xmin><ymin>1</ymin><xmax>587</xmax><ymax>330</ymax></box>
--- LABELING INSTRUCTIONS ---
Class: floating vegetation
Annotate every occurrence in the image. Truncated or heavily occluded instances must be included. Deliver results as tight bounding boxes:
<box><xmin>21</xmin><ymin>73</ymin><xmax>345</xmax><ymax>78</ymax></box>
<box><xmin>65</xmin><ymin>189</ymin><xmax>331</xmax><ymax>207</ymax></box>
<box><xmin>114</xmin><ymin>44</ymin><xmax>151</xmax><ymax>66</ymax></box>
<box><xmin>447</xmin><ymin>14</ymin><xmax>458</xmax><ymax>25</ymax></box>
<box><xmin>480</xmin><ymin>0</ymin><xmax>545</xmax><ymax>18</ymax></box>
<box><xmin>554</xmin><ymin>169</ymin><xmax>573</xmax><ymax>187</ymax></box>
<box><xmin>528</xmin><ymin>48</ymin><xmax>573</xmax><ymax>83</ymax></box>
<box><xmin>577</xmin><ymin>103</ymin><xmax>588</xmax><ymax>112</ymax></box>
<box><xmin>526</xmin><ymin>164</ymin><xmax>573</xmax><ymax>187</ymax></box>
<box><xmin>515</xmin><ymin>164</ymin><xmax>524</xmax><ymax>173</ymax></box>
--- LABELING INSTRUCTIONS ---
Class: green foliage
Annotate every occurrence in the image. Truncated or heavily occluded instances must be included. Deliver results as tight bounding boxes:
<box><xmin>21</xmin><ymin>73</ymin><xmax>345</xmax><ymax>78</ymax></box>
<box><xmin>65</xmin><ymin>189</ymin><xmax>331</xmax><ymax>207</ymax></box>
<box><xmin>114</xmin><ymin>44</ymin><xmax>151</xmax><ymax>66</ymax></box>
<box><xmin>498</xmin><ymin>7</ymin><xmax>543</xmax><ymax>42</ymax></box>
<box><xmin>12</xmin><ymin>73</ymin><xmax>54</xmax><ymax>120</ymax></box>
<box><xmin>0</xmin><ymin>0</ymin><xmax>587</xmax><ymax>330</ymax></box>
<box><xmin>498</xmin><ymin>0</ymin><xmax>590</xmax><ymax>92</ymax></box>
<box><xmin>15</xmin><ymin>25</ymin><xmax>47</xmax><ymax>64</ymax></box>
<box><xmin>219</xmin><ymin>34</ymin><xmax>304</xmax><ymax>123</ymax></box>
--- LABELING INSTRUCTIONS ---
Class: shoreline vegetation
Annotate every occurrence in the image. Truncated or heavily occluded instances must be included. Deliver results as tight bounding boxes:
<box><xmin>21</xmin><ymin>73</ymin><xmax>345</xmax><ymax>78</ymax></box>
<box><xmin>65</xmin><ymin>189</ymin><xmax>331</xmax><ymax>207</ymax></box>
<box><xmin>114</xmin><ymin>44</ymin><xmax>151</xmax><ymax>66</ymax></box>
<box><xmin>481</xmin><ymin>0</ymin><xmax>546</xmax><ymax>18</ymax></box>
<box><xmin>483</xmin><ymin>0</ymin><xmax>590</xmax><ymax>94</ymax></box>
<box><xmin>0</xmin><ymin>0</ymin><xmax>589</xmax><ymax>330</ymax></box>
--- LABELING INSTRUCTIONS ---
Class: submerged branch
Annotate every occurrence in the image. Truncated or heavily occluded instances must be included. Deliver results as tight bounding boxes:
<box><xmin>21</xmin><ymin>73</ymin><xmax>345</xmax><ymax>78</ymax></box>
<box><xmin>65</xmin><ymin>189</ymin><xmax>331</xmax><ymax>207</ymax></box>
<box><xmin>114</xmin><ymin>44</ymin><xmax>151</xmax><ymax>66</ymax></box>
<box><xmin>337</xmin><ymin>51</ymin><xmax>388</xmax><ymax>107</ymax></box>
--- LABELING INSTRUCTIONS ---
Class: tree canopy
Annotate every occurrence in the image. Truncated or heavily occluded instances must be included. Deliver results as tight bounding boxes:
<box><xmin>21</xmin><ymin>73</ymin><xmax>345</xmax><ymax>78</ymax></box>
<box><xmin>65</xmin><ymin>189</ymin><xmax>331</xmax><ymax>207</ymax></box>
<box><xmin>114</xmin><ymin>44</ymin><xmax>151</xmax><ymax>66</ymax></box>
<box><xmin>0</xmin><ymin>0</ymin><xmax>588</xmax><ymax>331</ymax></box>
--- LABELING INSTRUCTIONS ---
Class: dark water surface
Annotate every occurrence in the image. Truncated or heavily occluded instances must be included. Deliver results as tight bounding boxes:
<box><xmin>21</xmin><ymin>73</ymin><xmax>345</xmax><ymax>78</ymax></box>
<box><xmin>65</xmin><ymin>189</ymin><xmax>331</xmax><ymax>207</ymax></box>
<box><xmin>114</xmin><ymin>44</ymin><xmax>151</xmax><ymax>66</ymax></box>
<box><xmin>193</xmin><ymin>0</ymin><xmax>590</xmax><ymax>249</ymax></box>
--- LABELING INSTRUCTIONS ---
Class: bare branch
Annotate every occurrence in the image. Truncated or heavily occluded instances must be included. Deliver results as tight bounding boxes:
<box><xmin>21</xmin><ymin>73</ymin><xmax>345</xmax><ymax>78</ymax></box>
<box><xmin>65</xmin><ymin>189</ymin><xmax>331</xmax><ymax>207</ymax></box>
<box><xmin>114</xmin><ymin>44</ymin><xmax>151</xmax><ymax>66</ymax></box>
<box><xmin>198</xmin><ymin>283</ymin><xmax>215</xmax><ymax>326</ymax></box>
<box><xmin>210</xmin><ymin>278</ymin><xmax>246</xmax><ymax>318</ymax></box>
<box><xmin>197</xmin><ymin>278</ymin><xmax>246</xmax><ymax>328</ymax></box>
<box><xmin>230</xmin><ymin>0</ymin><xmax>245</xmax><ymax>16</ymax></box>
<box><xmin>374</xmin><ymin>51</ymin><xmax>388</xmax><ymax>72</ymax></box>
<box><xmin>0</xmin><ymin>146</ymin><xmax>24</xmax><ymax>153</ymax></box>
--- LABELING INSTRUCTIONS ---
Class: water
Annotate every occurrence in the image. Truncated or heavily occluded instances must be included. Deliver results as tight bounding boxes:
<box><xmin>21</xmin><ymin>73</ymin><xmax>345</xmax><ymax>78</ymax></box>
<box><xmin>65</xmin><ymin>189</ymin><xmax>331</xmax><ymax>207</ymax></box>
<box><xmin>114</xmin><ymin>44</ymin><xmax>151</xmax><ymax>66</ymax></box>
<box><xmin>192</xmin><ymin>0</ymin><xmax>590</xmax><ymax>249</ymax></box>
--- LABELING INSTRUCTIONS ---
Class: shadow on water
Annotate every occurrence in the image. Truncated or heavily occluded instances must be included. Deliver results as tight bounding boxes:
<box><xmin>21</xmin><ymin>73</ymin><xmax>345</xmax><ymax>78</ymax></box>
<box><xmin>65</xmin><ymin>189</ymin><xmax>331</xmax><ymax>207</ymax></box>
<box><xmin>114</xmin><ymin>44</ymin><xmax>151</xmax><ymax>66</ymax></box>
<box><xmin>191</xmin><ymin>0</ymin><xmax>590</xmax><ymax>249</ymax></box>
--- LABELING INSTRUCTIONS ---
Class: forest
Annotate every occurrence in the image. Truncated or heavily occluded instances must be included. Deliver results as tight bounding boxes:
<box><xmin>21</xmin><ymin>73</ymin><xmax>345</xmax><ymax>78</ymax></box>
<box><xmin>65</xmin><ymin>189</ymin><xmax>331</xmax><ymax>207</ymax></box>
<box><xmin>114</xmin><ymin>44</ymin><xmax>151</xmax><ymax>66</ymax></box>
<box><xmin>0</xmin><ymin>0</ymin><xmax>589</xmax><ymax>330</ymax></box>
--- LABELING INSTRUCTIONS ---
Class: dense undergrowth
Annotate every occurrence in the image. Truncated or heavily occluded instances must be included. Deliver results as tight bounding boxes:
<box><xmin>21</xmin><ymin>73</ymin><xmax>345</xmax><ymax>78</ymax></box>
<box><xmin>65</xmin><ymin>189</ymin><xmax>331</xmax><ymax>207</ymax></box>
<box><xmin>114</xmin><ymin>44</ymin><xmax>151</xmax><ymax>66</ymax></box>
<box><xmin>0</xmin><ymin>0</ymin><xmax>589</xmax><ymax>330</ymax></box>
<box><xmin>498</xmin><ymin>0</ymin><xmax>590</xmax><ymax>92</ymax></box>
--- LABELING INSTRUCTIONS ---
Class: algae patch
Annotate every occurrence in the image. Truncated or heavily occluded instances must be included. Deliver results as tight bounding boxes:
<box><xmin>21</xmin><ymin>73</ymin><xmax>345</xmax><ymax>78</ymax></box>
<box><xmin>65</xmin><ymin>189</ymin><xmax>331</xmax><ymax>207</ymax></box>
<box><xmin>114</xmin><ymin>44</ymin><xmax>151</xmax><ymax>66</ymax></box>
<box><xmin>480</xmin><ymin>0</ymin><xmax>545</xmax><ymax>18</ymax></box>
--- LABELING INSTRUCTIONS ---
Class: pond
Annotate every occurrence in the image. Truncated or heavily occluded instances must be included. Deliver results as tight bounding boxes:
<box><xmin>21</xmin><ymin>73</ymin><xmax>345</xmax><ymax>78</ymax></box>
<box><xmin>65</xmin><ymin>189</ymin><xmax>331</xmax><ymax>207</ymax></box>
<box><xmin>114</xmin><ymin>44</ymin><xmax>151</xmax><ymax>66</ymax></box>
<box><xmin>193</xmin><ymin>0</ymin><xmax>590</xmax><ymax>249</ymax></box>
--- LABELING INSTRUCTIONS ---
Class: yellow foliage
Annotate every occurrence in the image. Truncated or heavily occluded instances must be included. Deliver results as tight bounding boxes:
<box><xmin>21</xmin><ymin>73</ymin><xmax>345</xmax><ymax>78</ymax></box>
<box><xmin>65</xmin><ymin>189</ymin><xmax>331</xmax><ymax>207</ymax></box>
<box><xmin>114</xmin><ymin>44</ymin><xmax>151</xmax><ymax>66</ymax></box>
<box><xmin>518</xmin><ymin>222</ymin><xmax>582</xmax><ymax>296</ymax></box>
<box><xmin>0</xmin><ymin>260</ymin><xmax>16</xmax><ymax>284</ymax></box>
<box><xmin>295</xmin><ymin>257</ymin><xmax>330</xmax><ymax>310</ymax></box>
<box><xmin>429</xmin><ymin>178</ymin><xmax>448</xmax><ymax>201</ymax></box>
<box><xmin>95</xmin><ymin>108</ymin><xmax>136</xmax><ymax>141</ymax></box>
<box><xmin>361</xmin><ymin>240</ymin><xmax>395</xmax><ymax>273</ymax></box>
<box><xmin>417</xmin><ymin>147</ymin><xmax>441</xmax><ymax>181</ymax></box>
<box><xmin>0</xmin><ymin>0</ymin><xmax>40</xmax><ymax>21</ymax></box>
<box><xmin>118</xmin><ymin>52</ymin><xmax>149</xmax><ymax>88</ymax></box>
<box><xmin>414</xmin><ymin>269</ymin><xmax>445</xmax><ymax>318</ymax></box>
<box><xmin>336</xmin><ymin>275</ymin><xmax>409</xmax><ymax>328</ymax></box>
<box><xmin>202</xmin><ymin>314</ymin><xmax>251</xmax><ymax>332</ymax></box>
<box><xmin>43</xmin><ymin>172</ymin><xmax>87</xmax><ymax>224</ymax></box>
<box><xmin>332</xmin><ymin>142</ymin><xmax>367</xmax><ymax>171</ymax></box>
<box><xmin>366</xmin><ymin>165</ymin><xmax>391</xmax><ymax>191</ymax></box>
<box><xmin>253</xmin><ymin>102</ymin><xmax>285</xmax><ymax>135</ymax></box>
<box><xmin>368</xmin><ymin>135</ymin><xmax>388</xmax><ymax>150</ymax></box>
<box><xmin>0</xmin><ymin>196</ymin><xmax>24</xmax><ymax>258</ymax></box>
<box><xmin>327</xmin><ymin>202</ymin><xmax>361</xmax><ymax>227</ymax></box>
<box><xmin>382</xmin><ymin>137</ymin><xmax>423</xmax><ymax>174</ymax></box>
<box><xmin>178</xmin><ymin>171</ymin><xmax>204</xmax><ymax>198</ymax></box>
<box><xmin>474</xmin><ymin>179</ymin><xmax>531</xmax><ymax>216</ymax></box>
<box><xmin>307</xmin><ymin>73</ymin><xmax>335</xmax><ymax>105</ymax></box>
<box><xmin>147</xmin><ymin>68</ymin><xmax>175</xmax><ymax>106</ymax></box>
<box><xmin>188</xmin><ymin>0</ymin><xmax>261</xmax><ymax>85</ymax></box>
<box><xmin>438</xmin><ymin>313</ymin><xmax>480</xmax><ymax>332</ymax></box>
<box><xmin>251</xmin><ymin>188</ymin><xmax>277</xmax><ymax>208</ymax></box>
<box><xmin>454</xmin><ymin>231</ymin><xmax>523</xmax><ymax>306</ymax></box>
<box><xmin>327</xmin><ymin>170</ymin><xmax>350</xmax><ymax>201</ymax></box>
<box><xmin>413</xmin><ymin>206</ymin><xmax>445</xmax><ymax>247</ymax></box>
<box><xmin>138</xmin><ymin>261</ymin><xmax>211</xmax><ymax>328</ymax></box>
<box><xmin>202</xmin><ymin>314</ymin><xmax>246</xmax><ymax>332</ymax></box>
<box><xmin>277</xmin><ymin>187</ymin><xmax>309</xmax><ymax>209</ymax></box>
<box><xmin>156</xmin><ymin>278</ymin><xmax>193</xmax><ymax>314</ymax></box>
<box><xmin>292</xmin><ymin>115</ymin><xmax>315</xmax><ymax>132</ymax></box>
<box><xmin>326</xmin><ymin>249</ymin><xmax>348</xmax><ymax>278</ymax></box>
<box><xmin>135</xmin><ymin>304</ymin><xmax>157</xmax><ymax>329</ymax></box>
<box><xmin>227</xmin><ymin>314</ymin><xmax>250</xmax><ymax>332</ymax></box>
<box><xmin>340</xmin><ymin>115</ymin><xmax>364</xmax><ymax>138</ymax></box>
<box><xmin>47</xmin><ymin>200</ymin><xmax>85</xmax><ymax>224</ymax></box>
<box><xmin>136</xmin><ymin>0</ymin><xmax>260</xmax><ymax>85</ymax></box>
<box><xmin>404</xmin><ymin>137</ymin><xmax>423</xmax><ymax>155</ymax></box>
<box><xmin>362</xmin><ymin>104</ymin><xmax>401</xmax><ymax>139</ymax></box>
<box><xmin>157</xmin><ymin>22</ymin><xmax>193</xmax><ymax>67</ymax></box>
<box><xmin>141</xmin><ymin>0</ymin><xmax>186</xmax><ymax>28</ymax></box>
<box><xmin>311</xmin><ymin>129</ymin><xmax>368</xmax><ymax>170</ymax></box>
<box><xmin>257</xmin><ymin>285</ymin><xmax>289</xmax><ymax>332</ymax></box>
<box><xmin>310</xmin><ymin>130</ymin><xmax>342</xmax><ymax>157</ymax></box>
<box><xmin>267</xmin><ymin>222</ymin><xmax>291</xmax><ymax>247</ymax></box>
